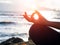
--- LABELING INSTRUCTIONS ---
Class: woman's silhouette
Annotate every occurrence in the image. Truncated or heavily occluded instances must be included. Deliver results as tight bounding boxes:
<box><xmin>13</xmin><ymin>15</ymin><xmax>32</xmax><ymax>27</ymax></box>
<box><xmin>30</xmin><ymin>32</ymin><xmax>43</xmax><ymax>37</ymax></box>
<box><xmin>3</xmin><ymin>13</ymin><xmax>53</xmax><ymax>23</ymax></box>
<box><xmin>23</xmin><ymin>10</ymin><xmax>60</xmax><ymax>45</ymax></box>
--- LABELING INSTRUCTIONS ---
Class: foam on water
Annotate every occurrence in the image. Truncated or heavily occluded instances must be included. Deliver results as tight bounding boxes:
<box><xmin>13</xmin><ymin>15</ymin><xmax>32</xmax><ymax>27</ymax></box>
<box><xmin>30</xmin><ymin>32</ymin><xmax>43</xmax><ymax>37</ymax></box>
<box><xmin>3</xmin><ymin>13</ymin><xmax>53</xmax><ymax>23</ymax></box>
<box><xmin>0</xmin><ymin>22</ymin><xmax>31</xmax><ymax>43</ymax></box>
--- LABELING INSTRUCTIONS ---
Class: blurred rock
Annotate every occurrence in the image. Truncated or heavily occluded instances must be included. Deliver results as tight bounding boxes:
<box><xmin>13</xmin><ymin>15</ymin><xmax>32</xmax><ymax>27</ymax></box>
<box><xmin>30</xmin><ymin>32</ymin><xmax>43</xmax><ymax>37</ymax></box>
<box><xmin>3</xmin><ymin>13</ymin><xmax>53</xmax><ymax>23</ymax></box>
<box><xmin>23</xmin><ymin>37</ymin><xmax>36</xmax><ymax>45</ymax></box>
<box><xmin>0</xmin><ymin>37</ymin><xmax>24</xmax><ymax>45</ymax></box>
<box><xmin>0</xmin><ymin>37</ymin><xmax>36</xmax><ymax>45</ymax></box>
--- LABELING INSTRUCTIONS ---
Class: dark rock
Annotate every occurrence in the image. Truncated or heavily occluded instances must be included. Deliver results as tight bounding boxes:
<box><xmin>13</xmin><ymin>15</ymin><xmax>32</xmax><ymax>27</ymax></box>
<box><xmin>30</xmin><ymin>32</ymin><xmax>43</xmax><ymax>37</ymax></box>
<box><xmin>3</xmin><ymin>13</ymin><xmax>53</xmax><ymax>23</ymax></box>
<box><xmin>0</xmin><ymin>37</ymin><xmax>24</xmax><ymax>45</ymax></box>
<box><xmin>12</xmin><ymin>37</ymin><xmax>24</xmax><ymax>43</ymax></box>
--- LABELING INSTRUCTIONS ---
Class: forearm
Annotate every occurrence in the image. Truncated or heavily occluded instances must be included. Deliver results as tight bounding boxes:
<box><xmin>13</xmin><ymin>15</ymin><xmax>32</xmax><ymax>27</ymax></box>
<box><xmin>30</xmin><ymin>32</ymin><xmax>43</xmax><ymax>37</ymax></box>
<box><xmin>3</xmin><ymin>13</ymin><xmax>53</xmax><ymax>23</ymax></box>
<box><xmin>48</xmin><ymin>22</ymin><xmax>60</xmax><ymax>29</ymax></box>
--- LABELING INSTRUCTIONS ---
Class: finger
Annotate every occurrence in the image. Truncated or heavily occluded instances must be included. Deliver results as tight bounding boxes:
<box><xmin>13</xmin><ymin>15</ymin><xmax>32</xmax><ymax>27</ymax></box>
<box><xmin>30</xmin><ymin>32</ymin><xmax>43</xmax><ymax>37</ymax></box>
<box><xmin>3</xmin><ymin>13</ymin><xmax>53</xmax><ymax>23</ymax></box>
<box><xmin>24</xmin><ymin>12</ymin><xmax>27</xmax><ymax>15</ymax></box>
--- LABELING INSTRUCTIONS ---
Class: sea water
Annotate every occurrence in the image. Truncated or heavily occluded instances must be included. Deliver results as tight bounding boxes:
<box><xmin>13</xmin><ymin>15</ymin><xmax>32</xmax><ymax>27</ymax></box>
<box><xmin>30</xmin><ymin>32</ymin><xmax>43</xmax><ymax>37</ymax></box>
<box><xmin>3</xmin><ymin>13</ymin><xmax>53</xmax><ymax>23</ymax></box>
<box><xmin>0</xmin><ymin>12</ymin><xmax>32</xmax><ymax>43</ymax></box>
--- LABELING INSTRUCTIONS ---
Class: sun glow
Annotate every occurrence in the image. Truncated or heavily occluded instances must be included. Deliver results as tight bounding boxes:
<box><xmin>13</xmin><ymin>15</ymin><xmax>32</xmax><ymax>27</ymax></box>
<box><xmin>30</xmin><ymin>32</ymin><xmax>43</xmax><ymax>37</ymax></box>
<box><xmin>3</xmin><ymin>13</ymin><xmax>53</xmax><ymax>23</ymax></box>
<box><xmin>19</xmin><ymin>0</ymin><xmax>38</xmax><ymax>11</ymax></box>
<box><xmin>21</xmin><ymin>0</ymin><xmax>54</xmax><ymax>21</ymax></box>
<box><xmin>33</xmin><ymin>14</ymin><xmax>39</xmax><ymax>20</ymax></box>
<box><xmin>15</xmin><ymin>0</ymin><xmax>55</xmax><ymax>21</ymax></box>
<box><xmin>40</xmin><ymin>11</ymin><xmax>54</xmax><ymax>21</ymax></box>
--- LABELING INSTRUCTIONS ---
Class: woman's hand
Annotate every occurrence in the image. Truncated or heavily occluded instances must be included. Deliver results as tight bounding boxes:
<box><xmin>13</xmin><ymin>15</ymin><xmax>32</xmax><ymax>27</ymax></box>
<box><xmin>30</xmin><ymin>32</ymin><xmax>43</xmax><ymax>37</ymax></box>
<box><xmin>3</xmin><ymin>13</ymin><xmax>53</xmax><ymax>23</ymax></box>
<box><xmin>23</xmin><ymin>12</ymin><xmax>27</xmax><ymax>18</ymax></box>
<box><xmin>23</xmin><ymin>11</ymin><xmax>49</xmax><ymax>25</ymax></box>
<box><xmin>23</xmin><ymin>12</ymin><xmax>32</xmax><ymax>22</ymax></box>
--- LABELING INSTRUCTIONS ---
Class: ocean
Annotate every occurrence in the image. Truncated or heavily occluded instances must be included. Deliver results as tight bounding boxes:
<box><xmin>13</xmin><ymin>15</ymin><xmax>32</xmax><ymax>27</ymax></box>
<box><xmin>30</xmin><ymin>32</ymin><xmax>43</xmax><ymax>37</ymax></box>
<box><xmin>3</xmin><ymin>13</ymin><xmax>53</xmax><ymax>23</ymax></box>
<box><xmin>0</xmin><ymin>12</ymin><xmax>32</xmax><ymax>43</ymax></box>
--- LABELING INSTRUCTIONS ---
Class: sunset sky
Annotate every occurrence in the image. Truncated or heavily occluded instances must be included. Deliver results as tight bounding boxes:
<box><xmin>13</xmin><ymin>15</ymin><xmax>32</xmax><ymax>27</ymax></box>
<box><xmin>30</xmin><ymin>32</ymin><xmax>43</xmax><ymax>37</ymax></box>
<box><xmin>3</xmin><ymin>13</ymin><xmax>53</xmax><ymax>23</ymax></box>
<box><xmin>0</xmin><ymin>0</ymin><xmax>60</xmax><ymax>21</ymax></box>
<box><xmin>0</xmin><ymin>0</ymin><xmax>60</xmax><ymax>12</ymax></box>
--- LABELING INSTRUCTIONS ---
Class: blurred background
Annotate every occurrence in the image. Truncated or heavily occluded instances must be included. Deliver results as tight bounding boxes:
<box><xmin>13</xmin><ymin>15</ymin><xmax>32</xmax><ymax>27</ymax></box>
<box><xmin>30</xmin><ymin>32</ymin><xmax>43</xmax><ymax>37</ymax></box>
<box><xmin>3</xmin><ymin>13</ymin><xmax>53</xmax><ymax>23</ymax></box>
<box><xmin>0</xmin><ymin>0</ymin><xmax>60</xmax><ymax>43</ymax></box>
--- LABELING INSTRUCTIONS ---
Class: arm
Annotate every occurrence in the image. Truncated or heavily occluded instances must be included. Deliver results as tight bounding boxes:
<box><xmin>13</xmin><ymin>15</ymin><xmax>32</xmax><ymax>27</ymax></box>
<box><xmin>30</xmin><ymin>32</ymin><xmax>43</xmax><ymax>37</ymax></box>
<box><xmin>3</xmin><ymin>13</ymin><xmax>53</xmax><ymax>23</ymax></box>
<box><xmin>35</xmin><ymin>10</ymin><xmax>60</xmax><ymax>29</ymax></box>
<box><xmin>49</xmin><ymin>22</ymin><xmax>60</xmax><ymax>29</ymax></box>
